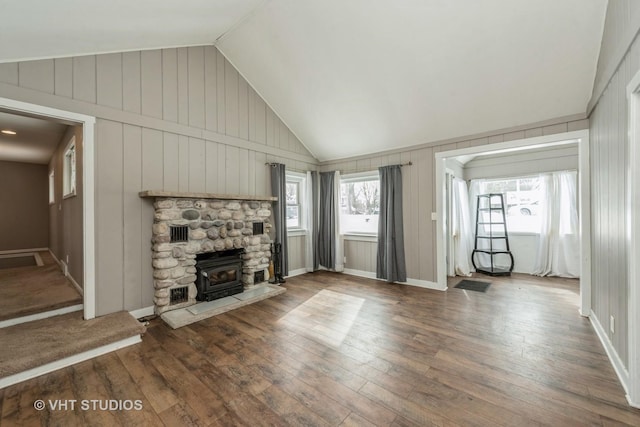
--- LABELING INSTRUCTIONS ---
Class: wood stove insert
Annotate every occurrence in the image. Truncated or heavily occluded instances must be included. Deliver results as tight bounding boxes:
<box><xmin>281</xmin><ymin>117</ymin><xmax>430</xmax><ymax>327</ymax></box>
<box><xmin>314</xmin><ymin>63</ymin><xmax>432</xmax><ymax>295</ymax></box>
<box><xmin>195</xmin><ymin>249</ymin><xmax>244</xmax><ymax>301</ymax></box>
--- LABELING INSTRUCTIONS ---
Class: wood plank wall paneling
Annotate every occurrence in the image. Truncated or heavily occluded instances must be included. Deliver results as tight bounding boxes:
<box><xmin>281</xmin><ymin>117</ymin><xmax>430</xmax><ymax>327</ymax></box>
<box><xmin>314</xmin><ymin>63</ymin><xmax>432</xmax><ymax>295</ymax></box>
<box><xmin>122</xmin><ymin>52</ymin><xmax>141</xmax><ymax>114</ymax></box>
<box><xmin>97</xmin><ymin>54</ymin><xmax>123</xmax><ymax>110</ymax></box>
<box><xmin>463</xmin><ymin>145</ymin><xmax>579</xmax><ymax>181</ymax></box>
<box><xmin>321</xmin><ymin>118</ymin><xmax>588</xmax><ymax>284</ymax></box>
<box><xmin>72</xmin><ymin>56</ymin><xmax>96</xmax><ymax>104</ymax></box>
<box><xmin>19</xmin><ymin>59</ymin><xmax>54</xmax><ymax>94</ymax></box>
<box><xmin>123</xmin><ymin>125</ymin><xmax>143</xmax><ymax>310</ymax></box>
<box><xmin>588</xmin><ymin>21</ymin><xmax>640</xmax><ymax>368</ymax></box>
<box><xmin>286</xmin><ymin>235</ymin><xmax>306</xmax><ymax>272</ymax></box>
<box><xmin>0</xmin><ymin>46</ymin><xmax>316</xmax><ymax>316</ymax></box>
<box><xmin>54</xmin><ymin>58</ymin><xmax>73</xmax><ymax>97</ymax></box>
<box><xmin>96</xmin><ymin>120</ymin><xmax>124</xmax><ymax>315</ymax></box>
<box><xmin>589</xmin><ymin>0</ymin><xmax>640</xmax><ymax>113</ymax></box>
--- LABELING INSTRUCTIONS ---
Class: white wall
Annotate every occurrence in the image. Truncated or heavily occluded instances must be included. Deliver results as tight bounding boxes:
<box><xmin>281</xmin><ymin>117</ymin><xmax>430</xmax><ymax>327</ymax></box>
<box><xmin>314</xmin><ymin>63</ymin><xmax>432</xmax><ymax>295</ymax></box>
<box><xmin>587</xmin><ymin>0</ymin><xmax>640</xmax><ymax>370</ymax></box>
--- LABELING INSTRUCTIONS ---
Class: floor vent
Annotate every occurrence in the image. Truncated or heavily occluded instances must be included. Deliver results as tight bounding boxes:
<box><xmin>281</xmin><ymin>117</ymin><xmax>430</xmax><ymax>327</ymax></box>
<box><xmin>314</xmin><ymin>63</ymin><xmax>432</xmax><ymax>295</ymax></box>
<box><xmin>170</xmin><ymin>225</ymin><xmax>189</xmax><ymax>243</ymax></box>
<box><xmin>170</xmin><ymin>286</ymin><xmax>188</xmax><ymax>305</ymax></box>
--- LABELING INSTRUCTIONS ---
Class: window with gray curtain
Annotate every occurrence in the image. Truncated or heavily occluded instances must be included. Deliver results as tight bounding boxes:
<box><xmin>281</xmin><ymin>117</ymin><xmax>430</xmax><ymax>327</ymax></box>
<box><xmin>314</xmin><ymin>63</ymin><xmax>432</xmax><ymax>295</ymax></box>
<box><xmin>376</xmin><ymin>165</ymin><xmax>407</xmax><ymax>282</ymax></box>
<box><xmin>306</xmin><ymin>171</ymin><xmax>320</xmax><ymax>272</ymax></box>
<box><xmin>270</xmin><ymin>163</ymin><xmax>288</xmax><ymax>277</ymax></box>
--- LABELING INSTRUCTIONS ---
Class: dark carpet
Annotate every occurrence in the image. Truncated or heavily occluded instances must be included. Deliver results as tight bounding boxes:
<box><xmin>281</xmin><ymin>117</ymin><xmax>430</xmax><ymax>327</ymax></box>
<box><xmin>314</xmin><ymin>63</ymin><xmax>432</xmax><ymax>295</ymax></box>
<box><xmin>454</xmin><ymin>279</ymin><xmax>491</xmax><ymax>292</ymax></box>
<box><xmin>0</xmin><ymin>255</ymin><xmax>36</xmax><ymax>270</ymax></box>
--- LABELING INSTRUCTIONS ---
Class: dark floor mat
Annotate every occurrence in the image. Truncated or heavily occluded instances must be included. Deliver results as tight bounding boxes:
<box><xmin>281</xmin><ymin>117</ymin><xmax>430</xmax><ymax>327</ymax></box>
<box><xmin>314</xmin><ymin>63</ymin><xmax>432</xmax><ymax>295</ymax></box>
<box><xmin>454</xmin><ymin>279</ymin><xmax>491</xmax><ymax>292</ymax></box>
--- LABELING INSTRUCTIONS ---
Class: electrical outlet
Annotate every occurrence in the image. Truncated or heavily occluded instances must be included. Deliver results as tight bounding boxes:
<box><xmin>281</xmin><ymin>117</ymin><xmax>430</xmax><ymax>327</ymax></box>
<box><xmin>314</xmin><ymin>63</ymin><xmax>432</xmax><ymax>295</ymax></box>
<box><xmin>610</xmin><ymin>315</ymin><xmax>615</xmax><ymax>334</ymax></box>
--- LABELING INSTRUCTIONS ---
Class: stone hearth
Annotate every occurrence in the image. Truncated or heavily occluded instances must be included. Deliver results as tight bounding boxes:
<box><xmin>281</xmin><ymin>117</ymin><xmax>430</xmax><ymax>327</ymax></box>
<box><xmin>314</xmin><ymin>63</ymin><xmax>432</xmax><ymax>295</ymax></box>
<box><xmin>140</xmin><ymin>191</ymin><xmax>277</xmax><ymax>315</ymax></box>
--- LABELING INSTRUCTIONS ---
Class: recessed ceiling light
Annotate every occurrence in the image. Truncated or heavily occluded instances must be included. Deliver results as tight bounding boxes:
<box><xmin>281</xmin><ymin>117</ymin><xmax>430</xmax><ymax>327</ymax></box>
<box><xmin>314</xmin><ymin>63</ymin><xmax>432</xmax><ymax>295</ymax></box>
<box><xmin>1</xmin><ymin>130</ymin><xmax>17</xmax><ymax>135</ymax></box>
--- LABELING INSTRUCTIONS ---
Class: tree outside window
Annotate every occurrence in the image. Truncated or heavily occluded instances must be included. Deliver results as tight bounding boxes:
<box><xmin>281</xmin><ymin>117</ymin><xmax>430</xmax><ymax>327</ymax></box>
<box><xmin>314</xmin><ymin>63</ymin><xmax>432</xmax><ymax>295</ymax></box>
<box><xmin>340</xmin><ymin>173</ymin><xmax>380</xmax><ymax>234</ymax></box>
<box><xmin>286</xmin><ymin>181</ymin><xmax>300</xmax><ymax>228</ymax></box>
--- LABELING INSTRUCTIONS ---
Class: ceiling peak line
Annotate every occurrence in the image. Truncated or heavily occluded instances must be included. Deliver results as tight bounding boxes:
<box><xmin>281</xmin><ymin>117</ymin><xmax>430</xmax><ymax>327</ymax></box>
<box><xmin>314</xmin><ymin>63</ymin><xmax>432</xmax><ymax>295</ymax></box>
<box><xmin>214</xmin><ymin>0</ymin><xmax>272</xmax><ymax>46</ymax></box>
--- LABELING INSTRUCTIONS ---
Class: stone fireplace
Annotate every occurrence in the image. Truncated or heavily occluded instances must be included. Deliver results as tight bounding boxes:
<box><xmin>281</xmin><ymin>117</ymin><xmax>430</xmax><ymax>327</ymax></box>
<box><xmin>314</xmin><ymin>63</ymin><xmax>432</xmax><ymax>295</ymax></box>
<box><xmin>139</xmin><ymin>191</ymin><xmax>276</xmax><ymax>315</ymax></box>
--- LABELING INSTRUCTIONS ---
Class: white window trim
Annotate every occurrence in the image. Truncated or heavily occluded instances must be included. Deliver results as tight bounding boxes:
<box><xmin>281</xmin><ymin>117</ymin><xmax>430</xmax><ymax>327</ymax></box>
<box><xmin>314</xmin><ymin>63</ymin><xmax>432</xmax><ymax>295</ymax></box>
<box><xmin>286</xmin><ymin>171</ymin><xmax>307</xmax><ymax>233</ymax></box>
<box><xmin>340</xmin><ymin>170</ymin><xmax>380</xmax><ymax>236</ymax></box>
<box><xmin>343</xmin><ymin>233</ymin><xmax>378</xmax><ymax>242</ymax></box>
<box><xmin>62</xmin><ymin>136</ymin><xmax>76</xmax><ymax>199</ymax></box>
<box><xmin>48</xmin><ymin>170</ymin><xmax>55</xmax><ymax>205</ymax></box>
<box><xmin>341</xmin><ymin>170</ymin><xmax>379</xmax><ymax>183</ymax></box>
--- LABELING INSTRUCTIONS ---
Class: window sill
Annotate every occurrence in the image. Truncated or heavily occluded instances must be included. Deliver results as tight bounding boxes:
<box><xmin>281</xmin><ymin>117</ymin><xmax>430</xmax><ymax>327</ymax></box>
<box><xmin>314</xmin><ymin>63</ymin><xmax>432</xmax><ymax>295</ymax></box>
<box><xmin>343</xmin><ymin>233</ymin><xmax>378</xmax><ymax>242</ymax></box>
<box><xmin>287</xmin><ymin>229</ymin><xmax>307</xmax><ymax>237</ymax></box>
<box><xmin>508</xmin><ymin>232</ymin><xmax>539</xmax><ymax>237</ymax></box>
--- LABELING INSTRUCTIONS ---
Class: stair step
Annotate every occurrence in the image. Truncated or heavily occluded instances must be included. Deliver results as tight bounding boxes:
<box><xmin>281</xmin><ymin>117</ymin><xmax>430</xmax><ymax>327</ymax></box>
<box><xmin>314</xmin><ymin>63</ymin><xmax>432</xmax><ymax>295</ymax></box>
<box><xmin>0</xmin><ymin>311</ymin><xmax>145</xmax><ymax>386</ymax></box>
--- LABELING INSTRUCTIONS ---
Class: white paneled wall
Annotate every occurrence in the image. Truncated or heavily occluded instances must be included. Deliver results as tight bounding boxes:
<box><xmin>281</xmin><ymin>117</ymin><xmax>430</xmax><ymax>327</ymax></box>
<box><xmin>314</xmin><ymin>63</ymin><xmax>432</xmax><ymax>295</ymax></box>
<box><xmin>0</xmin><ymin>46</ymin><xmax>316</xmax><ymax>315</ymax></box>
<box><xmin>287</xmin><ymin>235</ymin><xmax>306</xmax><ymax>273</ymax></box>
<box><xmin>588</xmin><ymin>32</ymin><xmax>640</xmax><ymax>369</ymax></box>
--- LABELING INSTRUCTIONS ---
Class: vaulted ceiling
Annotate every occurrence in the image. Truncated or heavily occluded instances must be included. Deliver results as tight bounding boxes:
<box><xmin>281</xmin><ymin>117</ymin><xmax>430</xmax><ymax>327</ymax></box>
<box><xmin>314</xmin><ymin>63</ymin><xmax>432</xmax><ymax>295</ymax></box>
<box><xmin>1</xmin><ymin>1</ymin><xmax>607</xmax><ymax>162</ymax></box>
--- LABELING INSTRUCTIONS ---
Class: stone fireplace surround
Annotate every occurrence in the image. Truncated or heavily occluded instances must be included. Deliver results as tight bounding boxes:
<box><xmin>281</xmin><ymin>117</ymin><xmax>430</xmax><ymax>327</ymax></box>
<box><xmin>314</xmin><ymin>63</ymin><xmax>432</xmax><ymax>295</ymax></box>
<box><xmin>139</xmin><ymin>191</ymin><xmax>277</xmax><ymax>315</ymax></box>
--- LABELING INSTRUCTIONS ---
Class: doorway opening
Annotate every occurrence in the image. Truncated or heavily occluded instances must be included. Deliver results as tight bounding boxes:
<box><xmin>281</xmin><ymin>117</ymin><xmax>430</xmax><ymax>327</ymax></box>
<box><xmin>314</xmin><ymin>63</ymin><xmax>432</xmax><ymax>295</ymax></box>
<box><xmin>0</xmin><ymin>97</ymin><xmax>96</xmax><ymax>321</ymax></box>
<box><xmin>435</xmin><ymin>130</ymin><xmax>591</xmax><ymax>316</ymax></box>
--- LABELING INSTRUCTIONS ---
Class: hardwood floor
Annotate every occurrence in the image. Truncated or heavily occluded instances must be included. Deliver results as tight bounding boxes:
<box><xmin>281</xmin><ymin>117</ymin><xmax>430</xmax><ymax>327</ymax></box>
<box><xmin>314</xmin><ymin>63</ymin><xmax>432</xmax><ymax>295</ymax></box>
<box><xmin>0</xmin><ymin>251</ymin><xmax>82</xmax><ymax>321</ymax></box>
<box><xmin>2</xmin><ymin>271</ymin><xmax>639</xmax><ymax>426</ymax></box>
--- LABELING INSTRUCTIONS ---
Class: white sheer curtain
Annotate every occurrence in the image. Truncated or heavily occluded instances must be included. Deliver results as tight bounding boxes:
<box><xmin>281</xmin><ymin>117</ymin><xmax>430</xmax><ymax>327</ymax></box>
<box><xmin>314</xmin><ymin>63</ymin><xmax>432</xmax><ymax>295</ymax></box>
<box><xmin>305</xmin><ymin>171</ymin><xmax>318</xmax><ymax>272</ymax></box>
<box><xmin>533</xmin><ymin>171</ymin><xmax>580</xmax><ymax>277</ymax></box>
<box><xmin>452</xmin><ymin>177</ymin><xmax>473</xmax><ymax>276</ymax></box>
<box><xmin>467</xmin><ymin>180</ymin><xmax>486</xmax><ymax>270</ymax></box>
<box><xmin>334</xmin><ymin>171</ymin><xmax>344</xmax><ymax>272</ymax></box>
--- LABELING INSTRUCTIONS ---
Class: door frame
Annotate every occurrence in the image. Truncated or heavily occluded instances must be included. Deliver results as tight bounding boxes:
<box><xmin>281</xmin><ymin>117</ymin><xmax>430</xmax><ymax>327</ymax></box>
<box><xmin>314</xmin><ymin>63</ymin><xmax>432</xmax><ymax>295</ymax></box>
<box><xmin>434</xmin><ymin>129</ymin><xmax>591</xmax><ymax>316</ymax></box>
<box><xmin>625</xmin><ymin>70</ymin><xmax>640</xmax><ymax>408</ymax></box>
<box><xmin>0</xmin><ymin>96</ymin><xmax>97</xmax><ymax>320</ymax></box>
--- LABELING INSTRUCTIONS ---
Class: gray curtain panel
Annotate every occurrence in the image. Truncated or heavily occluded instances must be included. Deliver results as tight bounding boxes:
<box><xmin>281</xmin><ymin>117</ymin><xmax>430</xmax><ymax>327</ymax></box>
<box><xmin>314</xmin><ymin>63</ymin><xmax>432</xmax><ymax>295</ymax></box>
<box><xmin>310</xmin><ymin>171</ymin><xmax>320</xmax><ymax>271</ymax></box>
<box><xmin>270</xmin><ymin>163</ymin><xmax>288</xmax><ymax>276</ymax></box>
<box><xmin>377</xmin><ymin>165</ymin><xmax>407</xmax><ymax>282</ymax></box>
<box><xmin>318</xmin><ymin>171</ymin><xmax>336</xmax><ymax>269</ymax></box>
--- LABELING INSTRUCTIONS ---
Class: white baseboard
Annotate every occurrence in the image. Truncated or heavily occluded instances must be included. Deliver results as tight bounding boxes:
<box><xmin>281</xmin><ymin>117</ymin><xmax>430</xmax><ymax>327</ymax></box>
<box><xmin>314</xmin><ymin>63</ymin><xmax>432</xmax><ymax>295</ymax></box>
<box><xmin>403</xmin><ymin>277</ymin><xmax>446</xmax><ymax>291</ymax></box>
<box><xmin>0</xmin><ymin>335</ymin><xmax>142</xmax><ymax>389</ymax></box>
<box><xmin>67</xmin><ymin>274</ymin><xmax>83</xmax><ymax>296</ymax></box>
<box><xmin>343</xmin><ymin>269</ymin><xmax>445</xmax><ymax>291</ymax></box>
<box><xmin>286</xmin><ymin>268</ymin><xmax>308</xmax><ymax>278</ymax></box>
<box><xmin>343</xmin><ymin>268</ymin><xmax>377</xmax><ymax>279</ymax></box>
<box><xmin>0</xmin><ymin>252</ymin><xmax>43</xmax><ymax>267</ymax></box>
<box><xmin>129</xmin><ymin>306</ymin><xmax>155</xmax><ymax>319</ymax></box>
<box><xmin>49</xmin><ymin>249</ymin><xmax>83</xmax><ymax>295</ymax></box>
<box><xmin>49</xmin><ymin>249</ymin><xmax>62</xmax><ymax>267</ymax></box>
<box><xmin>0</xmin><ymin>304</ymin><xmax>84</xmax><ymax>329</ymax></box>
<box><xmin>590</xmin><ymin>312</ymin><xmax>630</xmax><ymax>399</ymax></box>
<box><xmin>0</xmin><ymin>247</ymin><xmax>48</xmax><ymax>255</ymax></box>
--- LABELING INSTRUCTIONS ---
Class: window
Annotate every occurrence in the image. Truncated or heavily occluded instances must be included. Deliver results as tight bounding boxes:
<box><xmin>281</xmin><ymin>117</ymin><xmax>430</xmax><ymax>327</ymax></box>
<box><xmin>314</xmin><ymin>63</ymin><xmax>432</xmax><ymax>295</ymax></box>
<box><xmin>340</xmin><ymin>171</ymin><xmax>380</xmax><ymax>234</ymax></box>
<box><xmin>286</xmin><ymin>172</ymin><xmax>305</xmax><ymax>230</ymax></box>
<box><xmin>48</xmin><ymin>170</ymin><xmax>55</xmax><ymax>204</ymax></box>
<box><xmin>63</xmin><ymin>137</ymin><xmax>76</xmax><ymax>198</ymax></box>
<box><xmin>476</xmin><ymin>176</ymin><xmax>542</xmax><ymax>233</ymax></box>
